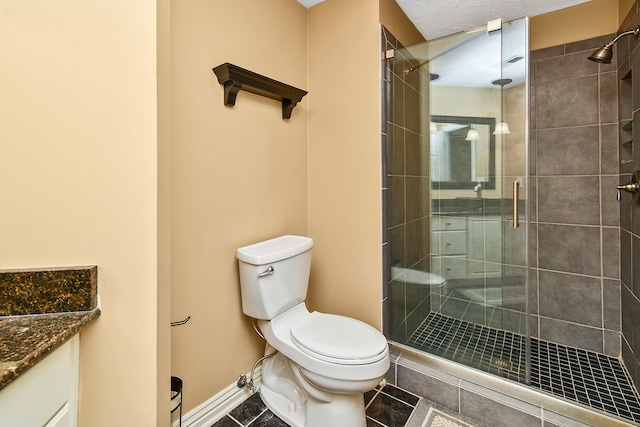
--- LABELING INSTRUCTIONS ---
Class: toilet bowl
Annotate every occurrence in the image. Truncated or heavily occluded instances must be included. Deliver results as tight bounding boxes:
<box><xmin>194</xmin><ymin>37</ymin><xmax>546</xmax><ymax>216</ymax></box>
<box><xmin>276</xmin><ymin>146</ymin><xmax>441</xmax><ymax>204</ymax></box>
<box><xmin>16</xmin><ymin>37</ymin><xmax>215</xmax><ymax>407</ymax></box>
<box><xmin>259</xmin><ymin>303</ymin><xmax>388</xmax><ymax>388</ymax></box>
<box><xmin>391</xmin><ymin>265</ymin><xmax>447</xmax><ymax>288</ymax></box>
<box><xmin>237</xmin><ymin>235</ymin><xmax>390</xmax><ymax>427</ymax></box>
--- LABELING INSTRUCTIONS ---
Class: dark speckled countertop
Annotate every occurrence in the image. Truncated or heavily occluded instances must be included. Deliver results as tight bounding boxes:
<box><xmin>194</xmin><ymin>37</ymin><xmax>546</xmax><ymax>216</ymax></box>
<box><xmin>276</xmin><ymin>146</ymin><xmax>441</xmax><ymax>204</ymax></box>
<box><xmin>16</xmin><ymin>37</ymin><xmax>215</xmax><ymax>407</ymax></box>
<box><xmin>0</xmin><ymin>266</ymin><xmax>100</xmax><ymax>391</ymax></box>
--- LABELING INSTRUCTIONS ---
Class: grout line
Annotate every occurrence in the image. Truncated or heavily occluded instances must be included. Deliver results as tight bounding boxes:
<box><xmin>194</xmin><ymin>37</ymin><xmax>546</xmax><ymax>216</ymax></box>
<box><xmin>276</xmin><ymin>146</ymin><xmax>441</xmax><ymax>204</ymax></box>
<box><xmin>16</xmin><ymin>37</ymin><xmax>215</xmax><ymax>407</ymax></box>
<box><xmin>366</xmin><ymin>415</ymin><xmax>387</xmax><ymax>427</ymax></box>
<box><xmin>365</xmin><ymin>387</ymin><xmax>382</xmax><ymax>411</ymax></box>
<box><xmin>408</xmin><ymin>312</ymin><xmax>640</xmax><ymax>423</ymax></box>
<box><xmin>226</xmin><ymin>414</ymin><xmax>245</xmax><ymax>426</ymax></box>
<box><xmin>379</xmin><ymin>387</ymin><xmax>420</xmax><ymax>409</ymax></box>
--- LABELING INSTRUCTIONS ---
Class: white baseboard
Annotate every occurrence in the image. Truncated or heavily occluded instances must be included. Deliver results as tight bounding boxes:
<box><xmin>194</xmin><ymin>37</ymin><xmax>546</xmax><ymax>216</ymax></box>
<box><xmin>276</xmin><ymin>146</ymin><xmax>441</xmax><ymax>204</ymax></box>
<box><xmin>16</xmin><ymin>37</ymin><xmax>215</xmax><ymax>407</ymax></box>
<box><xmin>172</xmin><ymin>368</ymin><xmax>262</xmax><ymax>427</ymax></box>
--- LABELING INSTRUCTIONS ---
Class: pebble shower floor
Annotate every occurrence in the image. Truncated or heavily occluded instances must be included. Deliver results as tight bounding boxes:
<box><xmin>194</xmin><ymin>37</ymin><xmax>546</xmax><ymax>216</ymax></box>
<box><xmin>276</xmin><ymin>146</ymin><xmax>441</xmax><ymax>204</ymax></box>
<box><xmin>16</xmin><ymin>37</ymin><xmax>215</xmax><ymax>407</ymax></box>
<box><xmin>409</xmin><ymin>312</ymin><xmax>640</xmax><ymax>423</ymax></box>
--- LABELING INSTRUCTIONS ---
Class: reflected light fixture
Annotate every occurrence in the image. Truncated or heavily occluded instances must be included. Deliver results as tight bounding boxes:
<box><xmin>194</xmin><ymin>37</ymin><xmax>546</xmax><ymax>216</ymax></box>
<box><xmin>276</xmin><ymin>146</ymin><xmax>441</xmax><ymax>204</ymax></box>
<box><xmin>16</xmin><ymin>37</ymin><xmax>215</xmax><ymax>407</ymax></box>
<box><xmin>494</xmin><ymin>122</ymin><xmax>511</xmax><ymax>135</ymax></box>
<box><xmin>466</xmin><ymin>125</ymin><xmax>480</xmax><ymax>141</ymax></box>
<box><xmin>491</xmin><ymin>79</ymin><xmax>513</xmax><ymax>135</ymax></box>
<box><xmin>588</xmin><ymin>25</ymin><xmax>640</xmax><ymax>64</ymax></box>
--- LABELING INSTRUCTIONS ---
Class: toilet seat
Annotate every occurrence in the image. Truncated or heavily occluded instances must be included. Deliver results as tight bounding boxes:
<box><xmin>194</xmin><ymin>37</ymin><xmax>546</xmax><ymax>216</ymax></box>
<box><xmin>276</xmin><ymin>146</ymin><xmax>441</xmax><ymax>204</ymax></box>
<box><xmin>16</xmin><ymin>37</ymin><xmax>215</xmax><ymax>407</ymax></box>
<box><xmin>290</xmin><ymin>312</ymin><xmax>388</xmax><ymax>365</ymax></box>
<box><xmin>259</xmin><ymin>303</ymin><xmax>389</xmax><ymax>382</ymax></box>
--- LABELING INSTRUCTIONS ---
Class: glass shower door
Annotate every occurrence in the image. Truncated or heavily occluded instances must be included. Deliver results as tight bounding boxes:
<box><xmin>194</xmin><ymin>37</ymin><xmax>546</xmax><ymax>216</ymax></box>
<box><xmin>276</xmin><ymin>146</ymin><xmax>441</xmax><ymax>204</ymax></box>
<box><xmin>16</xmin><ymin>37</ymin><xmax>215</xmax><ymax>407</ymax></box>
<box><xmin>495</xmin><ymin>19</ymin><xmax>530</xmax><ymax>382</ymax></box>
<box><xmin>386</xmin><ymin>18</ymin><xmax>529</xmax><ymax>383</ymax></box>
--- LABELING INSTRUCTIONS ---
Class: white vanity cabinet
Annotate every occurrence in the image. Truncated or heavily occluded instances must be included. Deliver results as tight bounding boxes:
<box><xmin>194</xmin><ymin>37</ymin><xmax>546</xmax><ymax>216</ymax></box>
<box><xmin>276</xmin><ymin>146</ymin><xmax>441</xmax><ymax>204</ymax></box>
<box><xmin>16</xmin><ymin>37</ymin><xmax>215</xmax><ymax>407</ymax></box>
<box><xmin>431</xmin><ymin>216</ymin><xmax>468</xmax><ymax>279</ymax></box>
<box><xmin>0</xmin><ymin>335</ymin><xmax>79</xmax><ymax>427</ymax></box>
<box><xmin>466</xmin><ymin>216</ymin><xmax>502</xmax><ymax>278</ymax></box>
<box><xmin>431</xmin><ymin>215</ymin><xmax>503</xmax><ymax>280</ymax></box>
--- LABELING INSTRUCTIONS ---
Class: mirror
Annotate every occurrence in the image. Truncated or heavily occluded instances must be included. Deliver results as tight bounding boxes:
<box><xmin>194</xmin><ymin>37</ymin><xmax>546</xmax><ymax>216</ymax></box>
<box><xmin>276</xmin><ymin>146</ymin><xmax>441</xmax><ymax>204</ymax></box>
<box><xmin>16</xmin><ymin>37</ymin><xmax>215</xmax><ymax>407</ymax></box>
<box><xmin>430</xmin><ymin>115</ymin><xmax>495</xmax><ymax>189</ymax></box>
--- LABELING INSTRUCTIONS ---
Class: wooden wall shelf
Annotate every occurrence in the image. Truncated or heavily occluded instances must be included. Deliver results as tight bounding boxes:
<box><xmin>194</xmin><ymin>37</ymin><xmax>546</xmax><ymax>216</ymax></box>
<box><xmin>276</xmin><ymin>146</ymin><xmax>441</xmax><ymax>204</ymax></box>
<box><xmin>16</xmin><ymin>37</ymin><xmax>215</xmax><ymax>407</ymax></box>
<box><xmin>212</xmin><ymin>63</ymin><xmax>308</xmax><ymax>119</ymax></box>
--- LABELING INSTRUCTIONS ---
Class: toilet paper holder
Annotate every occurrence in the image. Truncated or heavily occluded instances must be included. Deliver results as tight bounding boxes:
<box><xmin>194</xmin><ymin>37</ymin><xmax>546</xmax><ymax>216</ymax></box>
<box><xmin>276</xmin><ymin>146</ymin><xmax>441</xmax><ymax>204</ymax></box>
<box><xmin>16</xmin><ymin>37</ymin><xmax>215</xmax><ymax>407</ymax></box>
<box><xmin>171</xmin><ymin>316</ymin><xmax>191</xmax><ymax>327</ymax></box>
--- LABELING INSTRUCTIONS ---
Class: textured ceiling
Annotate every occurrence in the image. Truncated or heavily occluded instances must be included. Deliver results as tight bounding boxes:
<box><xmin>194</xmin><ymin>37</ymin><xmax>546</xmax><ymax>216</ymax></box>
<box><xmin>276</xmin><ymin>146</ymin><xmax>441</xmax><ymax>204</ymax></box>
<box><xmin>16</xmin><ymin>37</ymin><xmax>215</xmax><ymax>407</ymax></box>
<box><xmin>296</xmin><ymin>1</ymin><xmax>592</xmax><ymax>40</ymax></box>
<box><xmin>297</xmin><ymin>0</ymin><xmax>324</xmax><ymax>8</ymax></box>
<box><xmin>295</xmin><ymin>0</ymin><xmax>594</xmax><ymax>88</ymax></box>
<box><xmin>394</xmin><ymin>0</ymin><xmax>592</xmax><ymax>40</ymax></box>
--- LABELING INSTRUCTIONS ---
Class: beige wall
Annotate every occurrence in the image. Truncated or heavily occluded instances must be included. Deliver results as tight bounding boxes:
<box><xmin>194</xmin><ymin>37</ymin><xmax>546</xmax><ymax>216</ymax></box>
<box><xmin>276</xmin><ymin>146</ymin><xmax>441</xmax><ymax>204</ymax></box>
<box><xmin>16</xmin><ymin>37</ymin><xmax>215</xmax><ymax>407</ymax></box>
<box><xmin>379</xmin><ymin>0</ymin><xmax>425</xmax><ymax>46</ymax></box>
<box><xmin>531</xmin><ymin>0</ymin><xmax>620</xmax><ymax>50</ymax></box>
<box><xmin>158</xmin><ymin>0</ymin><xmax>173</xmax><ymax>423</ymax></box>
<box><xmin>620</xmin><ymin>0</ymin><xmax>635</xmax><ymax>19</ymax></box>
<box><xmin>167</xmin><ymin>0</ymin><xmax>631</xmax><ymax>418</ymax></box>
<box><xmin>169</xmin><ymin>0</ymin><xmax>308</xmax><ymax>413</ymax></box>
<box><xmin>0</xmin><ymin>1</ymin><xmax>166</xmax><ymax>426</ymax></box>
<box><xmin>9</xmin><ymin>0</ymin><xmax>623</xmax><ymax>423</ymax></box>
<box><xmin>169</xmin><ymin>0</ymin><xmax>424</xmax><ymax>415</ymax></box>
<box><xmin>307</xmin><ymin>0</ymin><xmax>383</xmax><ymax>328</ymax></box>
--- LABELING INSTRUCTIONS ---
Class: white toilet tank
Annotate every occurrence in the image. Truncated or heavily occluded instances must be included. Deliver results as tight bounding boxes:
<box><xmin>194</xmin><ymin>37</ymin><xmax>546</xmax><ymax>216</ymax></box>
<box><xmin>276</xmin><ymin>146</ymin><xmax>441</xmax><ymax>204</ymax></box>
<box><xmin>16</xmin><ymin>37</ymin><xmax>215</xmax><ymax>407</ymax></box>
<box><xmin>237</xmin><ymin>235</ymin><xmax>313</xmax><ymax>320</ymax></box>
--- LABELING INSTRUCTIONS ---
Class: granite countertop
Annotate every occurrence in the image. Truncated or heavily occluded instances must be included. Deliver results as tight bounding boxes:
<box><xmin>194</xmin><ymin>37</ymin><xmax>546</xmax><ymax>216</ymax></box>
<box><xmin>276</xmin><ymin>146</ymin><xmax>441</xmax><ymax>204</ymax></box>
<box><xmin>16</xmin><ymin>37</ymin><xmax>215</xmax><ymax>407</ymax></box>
<box><xmin>431</xmin><ymin>197</ymin><xmax>520</xmax><ymax>216</ymax></box>
<box><xmin>0</xmin><ymin>309</ymin><xmax>100</xmax><ymax>390</ymax></box>
<box><xmin>0</xmin><ymin>266</ymin><xmax>100</xmax><ymax>391</ymax></box>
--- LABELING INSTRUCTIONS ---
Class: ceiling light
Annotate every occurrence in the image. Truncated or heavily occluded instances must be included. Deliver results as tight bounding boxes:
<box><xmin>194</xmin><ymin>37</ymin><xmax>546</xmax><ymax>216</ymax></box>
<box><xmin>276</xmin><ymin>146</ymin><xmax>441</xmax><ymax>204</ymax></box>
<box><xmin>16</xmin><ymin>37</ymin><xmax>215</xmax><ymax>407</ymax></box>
<box><xmin>491</xmin><ymin>80</ymin><xmax>512</xmax><ymax>136</ymax></box>
<box><xmin>494</xmin><ymin>122</ymin><xmax>511</xmax><ymax>134</ymax></box>
<box><xmin>491</xmin><ymin>78</ymin><xmax>513</xmax><ymax>87</ymax></box>
<box><xmin>466</xmin><ymin>125</ymin><xmax>480</xmax><ymax>141</ymax></box>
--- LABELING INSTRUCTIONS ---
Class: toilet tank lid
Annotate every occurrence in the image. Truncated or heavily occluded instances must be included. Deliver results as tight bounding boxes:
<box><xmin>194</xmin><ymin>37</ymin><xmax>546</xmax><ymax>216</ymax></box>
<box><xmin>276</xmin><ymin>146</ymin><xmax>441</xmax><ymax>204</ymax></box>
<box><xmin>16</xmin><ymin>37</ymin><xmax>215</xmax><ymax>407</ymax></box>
<box><xmin>237</xmin><ymin>235</ymin><xmax>313</xmax><ymax>265</ymax></box>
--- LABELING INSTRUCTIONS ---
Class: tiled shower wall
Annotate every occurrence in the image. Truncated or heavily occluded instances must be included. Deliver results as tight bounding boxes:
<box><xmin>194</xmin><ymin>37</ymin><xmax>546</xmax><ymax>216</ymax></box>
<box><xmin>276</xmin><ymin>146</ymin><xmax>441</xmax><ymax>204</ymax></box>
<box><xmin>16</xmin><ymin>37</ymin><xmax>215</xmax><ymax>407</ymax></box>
<box><xmin>381</xmin><ymin>26</ymin><xmax>431</xmax><ymax>343</ymax></box>
<box><xmin>530</xmin><ymin>35</ymin><xmax>622</xmax><ymax>356</ymax></box>
<box><xmin>383</xmin><ymin>19</ymin><xmax>635</xmax><ymax>368</ymax></box>
<box><xmin>618</xmin><ymin>0</ymin><xmax>640</xmax><ymax>394</ymax></box>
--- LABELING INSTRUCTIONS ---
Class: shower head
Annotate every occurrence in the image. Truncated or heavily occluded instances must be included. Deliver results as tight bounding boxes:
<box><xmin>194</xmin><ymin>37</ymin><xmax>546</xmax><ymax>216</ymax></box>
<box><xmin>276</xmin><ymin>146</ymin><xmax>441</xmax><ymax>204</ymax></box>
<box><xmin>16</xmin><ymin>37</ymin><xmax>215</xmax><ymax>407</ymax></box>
<box><xmin>588</xmin><ymin>44</ymin><xmax>614</xmax><ymax>63</ymax></box>
<box><xmin>588</xmin><ymin>25</ymin><xmax>640</xmax><ymax>64</ymax></box>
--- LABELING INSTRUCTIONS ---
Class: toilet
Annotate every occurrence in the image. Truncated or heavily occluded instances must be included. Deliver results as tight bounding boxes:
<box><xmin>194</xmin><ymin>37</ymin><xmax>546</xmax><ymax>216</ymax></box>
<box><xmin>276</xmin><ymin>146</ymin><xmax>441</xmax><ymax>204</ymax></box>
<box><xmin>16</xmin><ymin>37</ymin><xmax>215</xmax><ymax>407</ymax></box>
<box><xmin>390</xmin><ymin>266</ymin><xmax>447</xmax><ymax>288</ymax></box>
<box><xmin>237</xmin><ymin>235</ymin><xmax>390</xmax><ymax>427</ymax></box>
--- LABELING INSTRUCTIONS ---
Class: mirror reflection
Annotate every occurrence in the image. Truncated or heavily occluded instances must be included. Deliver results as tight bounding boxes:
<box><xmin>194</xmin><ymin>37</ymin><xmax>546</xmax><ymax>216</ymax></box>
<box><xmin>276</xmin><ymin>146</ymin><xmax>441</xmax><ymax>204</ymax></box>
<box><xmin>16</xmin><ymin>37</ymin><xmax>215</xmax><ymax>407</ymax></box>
<box><xmin>430</xmin><ymin>115</ymin><xmax>495</xmax><ymax>189</ymax></box>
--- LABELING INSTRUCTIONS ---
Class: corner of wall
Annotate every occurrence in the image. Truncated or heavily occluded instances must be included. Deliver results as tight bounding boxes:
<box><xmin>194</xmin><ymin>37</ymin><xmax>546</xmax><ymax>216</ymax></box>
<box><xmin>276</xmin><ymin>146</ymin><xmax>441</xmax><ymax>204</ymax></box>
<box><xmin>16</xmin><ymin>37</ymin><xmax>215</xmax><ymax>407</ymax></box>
<box><xmin>379</xmin><ymin>0</ymin><xmax>425</xmax><ymax>46</ymax></box>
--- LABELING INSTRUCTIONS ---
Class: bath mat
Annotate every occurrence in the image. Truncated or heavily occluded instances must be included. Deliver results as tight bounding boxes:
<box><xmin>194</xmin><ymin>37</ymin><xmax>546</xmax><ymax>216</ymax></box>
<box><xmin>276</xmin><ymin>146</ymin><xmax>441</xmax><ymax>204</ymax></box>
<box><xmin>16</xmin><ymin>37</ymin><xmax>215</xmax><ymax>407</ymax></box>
<box><xmin>421</xmin><ymin>407</ymin><xmax>476</xmax><ymax>427</ymax></box>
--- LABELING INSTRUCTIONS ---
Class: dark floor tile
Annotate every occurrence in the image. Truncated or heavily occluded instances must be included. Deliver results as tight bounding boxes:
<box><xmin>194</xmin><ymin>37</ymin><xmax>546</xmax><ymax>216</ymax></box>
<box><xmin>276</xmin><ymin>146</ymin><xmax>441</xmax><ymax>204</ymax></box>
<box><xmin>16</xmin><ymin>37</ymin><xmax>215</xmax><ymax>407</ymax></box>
<box><xmin>364</xmin><ymin>388</ymin><xmax>379</xmax><ymax>406</ymax></box>
<box><xmin>380</xmin><ymin>384</ymin><xmax>420</xmax><ymax>407</ymax></box>
<box><xmin>366</xmin><ymin>392</ymin><xmax>414</xmax><ymax>427</ymax></box>
<box><xmin>247</xmin><ymin>410</ymin><xmax>289</xmax><ymax>427</ymax></box>
<box><xmin>221</xmin><ymin>386</ymin><xmax>420</xmax><ymax>427</ymax></box>
<box><xmin>211</xmin><ymin>415</ymin><xmax>242</xmax><ymax>427</ymax></box>
<box><xmin>229</xmin><ymin>392</ymin><xmax>266</xmax><ymax>425</ymax></box>
<box><xmin>366</xmin><ymin>417</ymin><xmax>386</xmax><ymax>426</ymax></box>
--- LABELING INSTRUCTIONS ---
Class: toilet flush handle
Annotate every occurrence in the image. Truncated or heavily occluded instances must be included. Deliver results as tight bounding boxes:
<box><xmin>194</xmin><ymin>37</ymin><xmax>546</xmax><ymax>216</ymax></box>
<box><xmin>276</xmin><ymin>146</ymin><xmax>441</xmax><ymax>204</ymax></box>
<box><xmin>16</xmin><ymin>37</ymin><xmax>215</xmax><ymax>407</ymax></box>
<box><xmin>257</xmin><ymin>266</ymin><xmax>274</xmax><ymax>277</ymax></box>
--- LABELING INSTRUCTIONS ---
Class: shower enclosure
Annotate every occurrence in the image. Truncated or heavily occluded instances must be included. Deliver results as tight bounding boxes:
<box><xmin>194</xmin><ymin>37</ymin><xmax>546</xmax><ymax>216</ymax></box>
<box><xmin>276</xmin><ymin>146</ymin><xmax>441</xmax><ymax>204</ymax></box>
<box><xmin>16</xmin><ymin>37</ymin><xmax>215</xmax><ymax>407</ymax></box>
<box><xmin>384</xmin><ymin>17</ymin><xmax>530</xmax><ymax>384</ymax></box>
<box><xmin>383</xmin><ymin>17</ymin><xmax>640</xmax><ymax>425</ymax></box>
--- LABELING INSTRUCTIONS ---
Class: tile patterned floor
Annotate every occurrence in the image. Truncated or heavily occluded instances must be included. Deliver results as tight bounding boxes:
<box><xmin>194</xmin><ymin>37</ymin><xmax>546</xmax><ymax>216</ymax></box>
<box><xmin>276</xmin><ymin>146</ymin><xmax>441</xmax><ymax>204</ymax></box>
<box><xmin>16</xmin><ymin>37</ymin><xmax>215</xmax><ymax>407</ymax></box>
<box><xmin>409</xmin><ymin>312</ymin><xmax>640</xmax><ymax>424</ymax></box>
<box><xmin>532</xmin><ymin>339</ymin><xmax>640</xmax><ymax>421</ymax></box>
<box><xmin>210</xmin><ymin>383</ymin><xmax>420</xmax><ymax>427</ymax></box>
<box><xmin>409</xmin><ymin>312</ymin><xmax>526</xmax><ymax>382</ymax></box>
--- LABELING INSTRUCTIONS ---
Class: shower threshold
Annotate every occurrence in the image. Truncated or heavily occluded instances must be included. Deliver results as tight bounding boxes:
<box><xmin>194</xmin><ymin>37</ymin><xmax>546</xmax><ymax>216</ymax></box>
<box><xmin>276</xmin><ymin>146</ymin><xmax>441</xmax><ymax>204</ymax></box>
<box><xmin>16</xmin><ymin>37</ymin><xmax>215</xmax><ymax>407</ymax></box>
<box><xmin>407</xmin><ymin>312</ymin><xmax>640</xmax><ymax>424</ymax></box>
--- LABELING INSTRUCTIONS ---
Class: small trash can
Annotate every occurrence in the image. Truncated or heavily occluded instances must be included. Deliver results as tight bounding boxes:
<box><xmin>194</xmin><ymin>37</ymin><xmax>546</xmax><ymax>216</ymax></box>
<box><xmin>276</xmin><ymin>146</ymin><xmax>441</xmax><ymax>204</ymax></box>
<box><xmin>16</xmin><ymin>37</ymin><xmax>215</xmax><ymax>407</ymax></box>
<box><xmin>171</xmin><ymin>376</ymin><xmax>183</xmax><ymax>427</ymax></box>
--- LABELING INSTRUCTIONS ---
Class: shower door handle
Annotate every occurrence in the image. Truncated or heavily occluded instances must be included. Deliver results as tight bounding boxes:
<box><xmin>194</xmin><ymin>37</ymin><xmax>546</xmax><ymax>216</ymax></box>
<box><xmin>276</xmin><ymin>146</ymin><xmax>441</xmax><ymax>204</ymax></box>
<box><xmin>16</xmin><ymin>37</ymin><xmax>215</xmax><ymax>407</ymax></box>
<box><xmin>513</xmin><ymin>180</ymin><xmax>520</xmax><ymax>229</ymax></box>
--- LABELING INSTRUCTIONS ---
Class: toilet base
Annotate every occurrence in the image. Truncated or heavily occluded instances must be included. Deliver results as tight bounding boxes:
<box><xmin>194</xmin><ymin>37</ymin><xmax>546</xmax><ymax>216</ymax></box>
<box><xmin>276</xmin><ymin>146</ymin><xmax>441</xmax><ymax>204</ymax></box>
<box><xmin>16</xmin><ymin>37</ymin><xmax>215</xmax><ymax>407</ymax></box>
<box><xmin>259</xmin><ymin>351</ymin><xmax>367</xmax><ymax>427</ymax></box>
<box><xmin>260</xmin><ymin>383</ymin><xmax>366</xmax><ymax>427</ymax></box>
<box><xmin>260</xmin><ymin>385</ymin><xmax>306</xmax><ymax>427</ymax></box>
